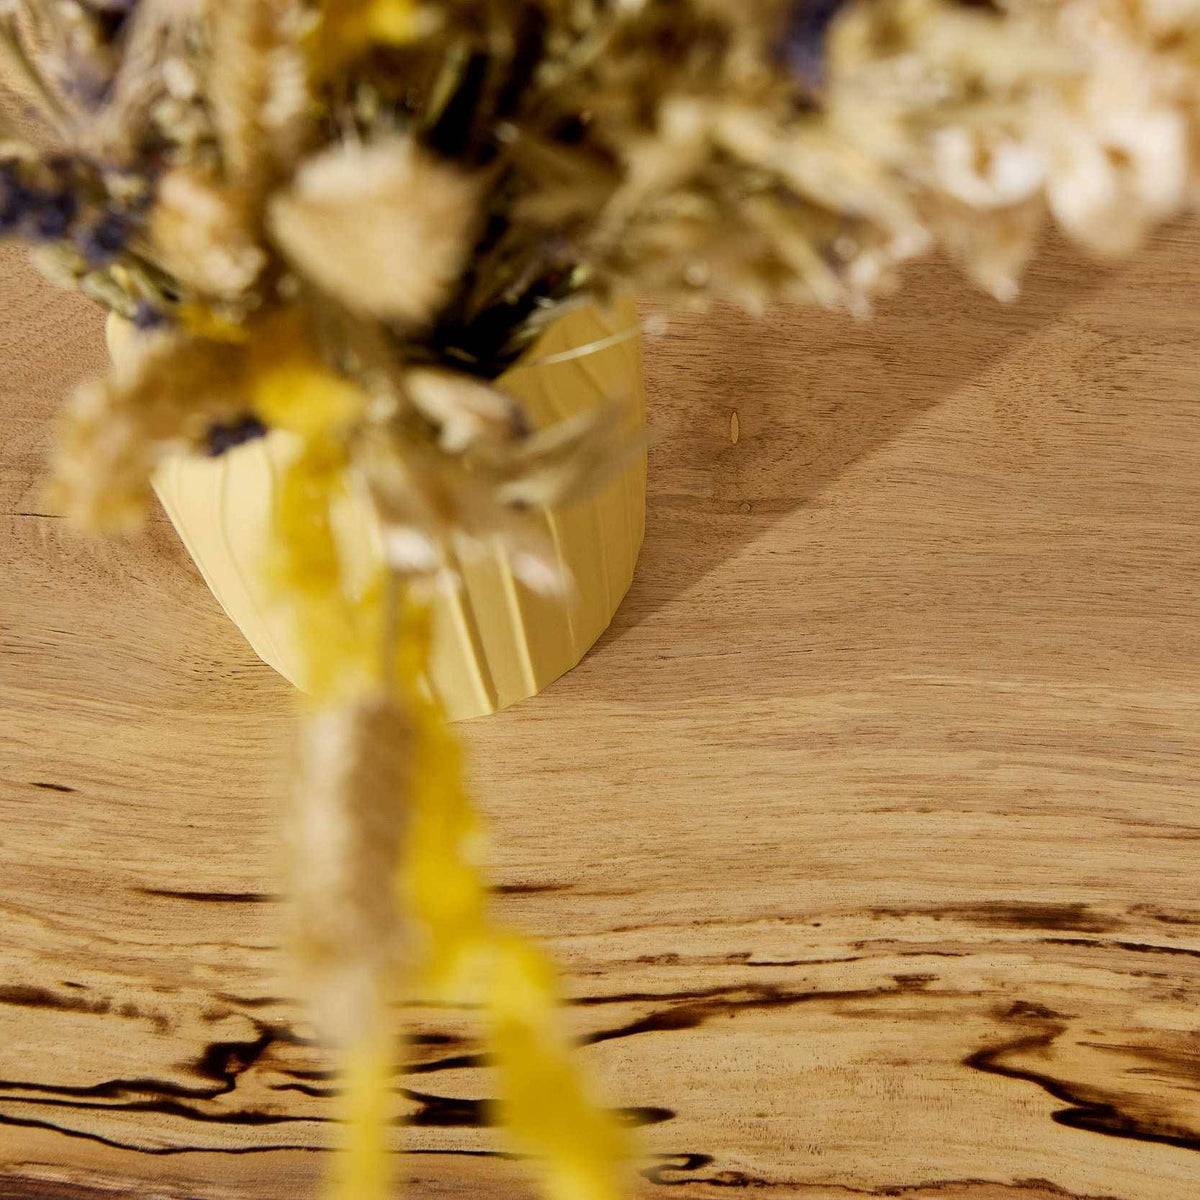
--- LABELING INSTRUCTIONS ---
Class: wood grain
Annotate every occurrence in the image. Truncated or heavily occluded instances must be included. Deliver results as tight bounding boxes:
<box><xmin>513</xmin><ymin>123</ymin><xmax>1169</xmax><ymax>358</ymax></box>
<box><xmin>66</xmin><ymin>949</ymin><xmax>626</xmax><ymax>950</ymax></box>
<box><xmin>1</xmin><ymin>217</ymin><xmax>1198</xmax><ymax>1200</ymax></box>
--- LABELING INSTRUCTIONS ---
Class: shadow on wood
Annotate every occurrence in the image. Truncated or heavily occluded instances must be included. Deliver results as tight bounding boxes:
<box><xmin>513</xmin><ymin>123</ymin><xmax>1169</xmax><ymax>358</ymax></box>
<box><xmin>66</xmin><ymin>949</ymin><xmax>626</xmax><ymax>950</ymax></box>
<box><xmin>607</xmin><ymin>234</ymin><xmax>1132</xmax><ymax>658</ymax></box>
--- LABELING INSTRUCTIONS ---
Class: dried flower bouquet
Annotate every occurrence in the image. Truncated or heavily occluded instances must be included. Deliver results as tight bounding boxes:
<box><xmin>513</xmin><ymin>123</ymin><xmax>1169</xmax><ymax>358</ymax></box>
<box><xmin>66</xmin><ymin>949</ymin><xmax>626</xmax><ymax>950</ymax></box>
<box><xmin>4</xmin><ymin>1</ymin><xmax>1200</xmax><ymax>1197</ymax></box>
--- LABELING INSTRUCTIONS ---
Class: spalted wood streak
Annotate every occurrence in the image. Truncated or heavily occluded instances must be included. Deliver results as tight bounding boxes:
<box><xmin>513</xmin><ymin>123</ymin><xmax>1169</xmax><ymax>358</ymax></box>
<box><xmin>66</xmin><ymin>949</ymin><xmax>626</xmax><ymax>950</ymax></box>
<box><xmin>0</xmin><ymin>986</ymin><xmax>170</xmax><ymax>1033</ymax></box>
<box><xmin>0</xmin><ymin>986</ymin><xmax>113</xmax><ymax>1016</ymax></box>
<box><xmin>211</xmin><ymin>992</ymin><xmax>290</xmax><ymax>1009</ymax></box>
<box><xmin>5</xmin><ymin>972</ymin><xmax>1196</xmax><ymax>1168</ymax></box>
<box><xmin>965</xmin><ymin>1029</ymin><xmax>1200</xmax><ymax>1153</ymax></box>
<box><xmin>583</xmin><ymin>985</ymin><xmax>903</xmax><ymax>1048</ymax></box>
<box><xmin>642</xmin><ymin>1151</ymin><xmax>766</xmax><ymax>1188</ymax></box>
<box><xmin>641</xmin><ymin>1155</ymin><xmax>1140</xmax><ymax>1196</ymax></box>
<box><xmin>0</xmin><ymin>1112</ymin><xmax>319</xmax><ymax>1156</ymax></box>
<box><xmin>134</xmin><ymin>889</ymin><xmax>281</xmax><ymax>904</ymax></box>
<box><xmin>0</xmin><ymin>1017</ymin><xmax>672</xmax><ymax>1153</ymax></box>
<box><xmin>407</xmin><ymin>982</ymin><xmax>913</xmax><ymax>1078</ymax></box>
<box><xmin>866</xmin><ymin>902</ymin><xmax>1124</xmax><ymax>934</ymax></box>
<box><xmin>0</xmin><ymin>1030</ymin><xmax>277</xmax><ymax>1109</ymax></box>
<box><xmin>1040</xmin><ymin>937</ymin><xmax>1200</xmax><ymax>960</ymax></box>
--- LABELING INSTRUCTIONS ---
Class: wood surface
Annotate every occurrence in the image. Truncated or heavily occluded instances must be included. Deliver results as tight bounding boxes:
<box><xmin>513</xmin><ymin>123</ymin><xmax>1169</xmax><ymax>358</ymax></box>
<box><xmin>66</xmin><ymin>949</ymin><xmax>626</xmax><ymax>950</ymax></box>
<box><xmin>1</xmin><ymin>217</ymin><xmax>1198</xmax><ymax>1200</ymax></box>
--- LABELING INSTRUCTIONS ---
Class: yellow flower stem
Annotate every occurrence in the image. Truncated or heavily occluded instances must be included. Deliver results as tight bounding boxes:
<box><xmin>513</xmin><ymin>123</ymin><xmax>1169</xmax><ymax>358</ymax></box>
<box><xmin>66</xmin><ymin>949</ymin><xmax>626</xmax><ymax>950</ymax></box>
<box><xmin>257</xmin><ymin>342</ymin><xmax>624</xmax><ymax>1200</ymax></box>
<box><xmin>325</xmin><ymin>1025</ymin><xmax>396</xmax><ymax>1200</ymax></box>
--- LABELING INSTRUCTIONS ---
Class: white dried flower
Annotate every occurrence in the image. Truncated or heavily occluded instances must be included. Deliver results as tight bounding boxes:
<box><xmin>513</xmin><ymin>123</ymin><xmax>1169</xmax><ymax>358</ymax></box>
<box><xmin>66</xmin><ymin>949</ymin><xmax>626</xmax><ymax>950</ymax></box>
<box><xmin>932</xmin><ymin>128</ymin><xmax>1045</xmax><ymax>209</ymax></box>
<box><xmin>405</xmin><ymin>369</ymin><xmax>525</xmax><ymax>453</ymax></box>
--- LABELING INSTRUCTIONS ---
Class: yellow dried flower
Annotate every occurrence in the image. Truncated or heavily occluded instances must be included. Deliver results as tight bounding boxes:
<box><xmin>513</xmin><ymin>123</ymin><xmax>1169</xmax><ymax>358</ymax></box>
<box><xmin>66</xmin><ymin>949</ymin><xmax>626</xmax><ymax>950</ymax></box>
<box><xmin>175</xmin><ymin>302</ymin><xmax>254</xmax><ymax>343</ymax></box>
<box><xmin>269</xmin><ymin>441</ymin><xmax>381</xmax><ymax>699</ymax></box>
<box><xmin>252</xmin><ymin>361</ymin><xmax>367</xmax><ymax>438</ymax></box>
<box><xmin>309</xmin><ymin>0</ymin><xmax>424</xmax><ymax>80</ymax></box>
<box><xmin>263</xmin><ymin>408</ymin><xmax>401</xmax><ymax>1200</ymax></box>
<box><xmin>488</xmin><ymin>935</ymin><xmax>627</xmax><ymax>1200</ymax></box>
<box><xmin>394</xmin><ymin>604</ymin><xmax>627</xmax><ymax>1200</ymax></box>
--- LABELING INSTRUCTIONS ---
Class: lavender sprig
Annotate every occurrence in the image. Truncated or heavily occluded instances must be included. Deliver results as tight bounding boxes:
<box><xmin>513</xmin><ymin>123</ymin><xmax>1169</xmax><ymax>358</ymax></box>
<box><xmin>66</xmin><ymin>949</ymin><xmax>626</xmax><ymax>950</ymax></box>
<box><xmin>0</xmin><ymin>153</ymin><xmax>151</xmax><ymax>265</ymax></box>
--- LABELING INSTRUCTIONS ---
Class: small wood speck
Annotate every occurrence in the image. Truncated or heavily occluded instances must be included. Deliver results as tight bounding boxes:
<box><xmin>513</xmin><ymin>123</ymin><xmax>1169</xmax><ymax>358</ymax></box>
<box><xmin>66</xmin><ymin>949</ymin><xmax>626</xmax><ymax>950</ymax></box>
<box><xmin>729</xmin><ymin>410</ymin><xmax>740</xmax><ymax>444</ymax></box>
<box><xmin>740</xmin><ymin>501</ymin><xmax>751</xmax><ymax>513</ymax></box>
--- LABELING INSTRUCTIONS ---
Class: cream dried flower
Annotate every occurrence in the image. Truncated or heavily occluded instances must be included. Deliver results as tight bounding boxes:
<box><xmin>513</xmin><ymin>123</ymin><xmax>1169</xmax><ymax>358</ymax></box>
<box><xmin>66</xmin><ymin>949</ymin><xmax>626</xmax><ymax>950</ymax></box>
<box><xmin>269</xmin><ymin>136</ymin><xmax>481</xmax><ymax>325</ymax></box>
<box><xmin>290</xmin><ymin>695</ymin><xmax>412</xmax><ymax>1042</ymax></box>
<box><xmin>48</xmin><ymin>331</ymin><xmax>250</xmax><ymax>529</ymax></box>
<box><xmin>148</xmin><ymin>168</ymin><xmax>267</xmax><ymax>298</ymax></box>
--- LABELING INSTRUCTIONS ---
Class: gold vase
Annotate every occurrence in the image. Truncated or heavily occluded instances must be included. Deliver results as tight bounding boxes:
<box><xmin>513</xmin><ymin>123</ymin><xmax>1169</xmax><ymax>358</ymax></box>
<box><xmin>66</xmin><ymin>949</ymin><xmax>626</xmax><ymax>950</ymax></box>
<box><xmin>108</xmin><ymin>300</ymin><xmax>646</xmax><ymax>720</ymax></box>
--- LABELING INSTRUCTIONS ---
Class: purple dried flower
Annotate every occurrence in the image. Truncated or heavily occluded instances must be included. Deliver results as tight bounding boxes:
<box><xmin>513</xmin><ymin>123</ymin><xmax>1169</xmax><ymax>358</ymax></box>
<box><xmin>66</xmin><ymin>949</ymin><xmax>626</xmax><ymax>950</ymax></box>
<box><xmin>132</xmin><ymin>300</ymin><xmax>168</xmax><ymax>330</ymax></box>
<box><xmin>0</xmin><ymin>158</ymin><xmax>81</xmax><ymax>241</ymax></box>
<box><xmin>82</xmin><ymin>210</ymin><xmax>133</xmax><ymax>263</ymax></box>
<box><xmin>206</xmin><ymin>415</ymin><xmax>268</xmax><ymax>457</ymax></box>
<box><xmin>33</xmin><ymin>191</ymin><xmax>79</xmax><ymax>240</ymax></box>
<box><xmin>779</xmin><ymin>0</ymin><xmax>848</xmax><ymax>90</ymax></box>
<box><xmin>63</xmin><ymin>72</ymin><xmax>117</xmax><ymax>111</ymax></box>
<box><xmin>0</xmin><ymin>154</ymin><xmax>152</xmax><ymax>263</ymax></box>
<box><xmin>0</xmin><ymin>164</ymin><xmax>31</xmax><ymax>234</ymax></box>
